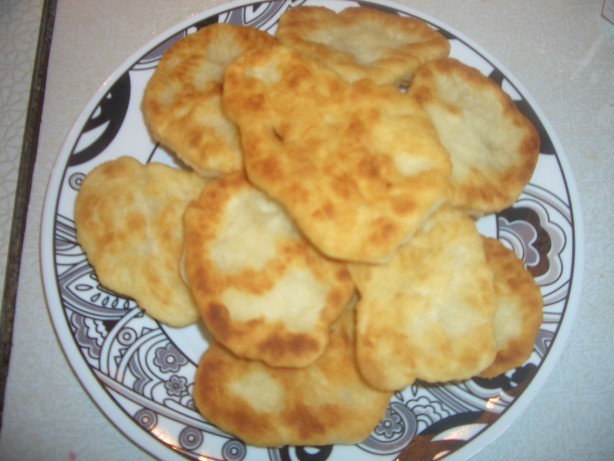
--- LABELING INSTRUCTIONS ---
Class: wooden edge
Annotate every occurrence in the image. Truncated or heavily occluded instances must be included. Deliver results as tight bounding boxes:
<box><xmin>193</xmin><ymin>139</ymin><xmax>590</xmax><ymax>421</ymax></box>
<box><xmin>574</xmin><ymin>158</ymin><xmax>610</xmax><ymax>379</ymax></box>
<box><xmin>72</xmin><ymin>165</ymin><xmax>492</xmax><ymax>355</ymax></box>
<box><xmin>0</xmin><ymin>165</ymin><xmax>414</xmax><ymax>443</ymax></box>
<box><xmin>0</xmin><ymin>0</ymin><xmax>58</xmax><ymax>428</ymax></box>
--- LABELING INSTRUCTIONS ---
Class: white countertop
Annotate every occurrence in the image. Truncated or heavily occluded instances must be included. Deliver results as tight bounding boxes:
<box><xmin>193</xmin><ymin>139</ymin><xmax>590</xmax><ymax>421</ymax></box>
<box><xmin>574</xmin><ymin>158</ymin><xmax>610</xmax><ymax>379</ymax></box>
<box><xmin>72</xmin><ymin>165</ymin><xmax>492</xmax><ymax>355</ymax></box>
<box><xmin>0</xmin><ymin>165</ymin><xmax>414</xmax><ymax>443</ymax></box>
<box><xmin>0</xmin><ymin>1</ymin><xmax>612</xmax><ymax>460</ymax></box>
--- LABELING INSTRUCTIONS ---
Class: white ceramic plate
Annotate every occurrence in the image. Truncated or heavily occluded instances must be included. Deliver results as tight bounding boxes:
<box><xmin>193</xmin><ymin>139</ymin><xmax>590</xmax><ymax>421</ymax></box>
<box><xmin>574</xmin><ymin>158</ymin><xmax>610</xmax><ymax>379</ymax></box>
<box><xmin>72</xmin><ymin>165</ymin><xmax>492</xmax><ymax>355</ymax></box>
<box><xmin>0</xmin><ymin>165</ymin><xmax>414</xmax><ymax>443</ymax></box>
<box><xmin>41</xmin><ymin>1</ymin><xmax>584</xmax><ymax>460</ymax></box>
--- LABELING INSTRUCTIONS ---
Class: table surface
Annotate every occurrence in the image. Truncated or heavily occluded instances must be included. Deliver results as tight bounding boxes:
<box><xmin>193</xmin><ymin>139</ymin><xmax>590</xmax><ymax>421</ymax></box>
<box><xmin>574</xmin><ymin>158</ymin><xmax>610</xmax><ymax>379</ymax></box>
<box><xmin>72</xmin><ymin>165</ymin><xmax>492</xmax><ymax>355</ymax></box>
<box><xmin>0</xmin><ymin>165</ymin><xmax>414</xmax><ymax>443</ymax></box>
<box><xmin>1</xmin><ymin>1</ymin><xmax>613</xmax><ymax>460</ymax></box>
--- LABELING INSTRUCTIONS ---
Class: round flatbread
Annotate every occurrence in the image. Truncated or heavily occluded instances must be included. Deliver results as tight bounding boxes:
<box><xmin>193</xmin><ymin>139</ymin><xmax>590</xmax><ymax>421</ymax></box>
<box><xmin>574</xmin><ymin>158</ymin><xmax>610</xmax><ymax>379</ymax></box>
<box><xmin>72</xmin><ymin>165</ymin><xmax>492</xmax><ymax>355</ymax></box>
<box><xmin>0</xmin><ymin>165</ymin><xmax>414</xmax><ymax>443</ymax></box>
<box><xmin>223</xmin><ymin>44</ymin><xmax>451</xmax><ymax>263</ymax></box>
<box><xmin>349</xmin><ymin>206</ymin><xmax>497</xmax><ymax>390</ymax></box>
<box><xmin>74</xmin><ymin>157</ymin><xmax>208</xmax><ymax>327</ymax></box>
<box><xmin>183</xmin><ymin>173</ymin><xmax>355</xmax><ymax>368</ymax></box>
<box><xmin>409</xmin><ymin>58</ymin><xmax>540</xmax><ymax>214</ymax></box>
<box><xmin>478</xmin><ymin>237</ymin><xmax>543</xmax><ymax>378</ymax></box>
<box><xmin>193</xmin><ymin>304</ymin><xmax>393</xmax><ymax>447</ymax></box>
<box><xmin>276</xmin><ymin>6</ymin><xmax>450</xmax><ymax>86</ymax></box>
<box><xmin>142</xmin><ymin>24</ymin><xmax>276</xmax><ymax>176</ymax></box>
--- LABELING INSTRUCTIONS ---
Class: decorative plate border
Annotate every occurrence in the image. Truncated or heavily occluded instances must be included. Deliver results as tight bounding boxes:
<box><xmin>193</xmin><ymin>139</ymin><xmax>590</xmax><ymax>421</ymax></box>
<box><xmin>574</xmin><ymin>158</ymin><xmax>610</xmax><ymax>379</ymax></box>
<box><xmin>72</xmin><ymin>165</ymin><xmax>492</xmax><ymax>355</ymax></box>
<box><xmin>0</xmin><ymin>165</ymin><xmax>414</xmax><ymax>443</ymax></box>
<box><xmin>40</xmin><ymin>1</ymin><xmax>584</xmax><ymax>460</ymax></box>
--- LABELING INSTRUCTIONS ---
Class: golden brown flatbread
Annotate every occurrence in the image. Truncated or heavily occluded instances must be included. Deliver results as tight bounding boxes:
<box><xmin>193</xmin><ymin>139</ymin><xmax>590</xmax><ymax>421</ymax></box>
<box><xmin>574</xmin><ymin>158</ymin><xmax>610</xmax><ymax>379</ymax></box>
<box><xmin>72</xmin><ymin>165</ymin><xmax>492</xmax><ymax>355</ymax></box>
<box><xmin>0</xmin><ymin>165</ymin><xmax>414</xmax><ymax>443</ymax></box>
<box><xmin>193</xmin><ymin>304</ymin><xmax>393</xmax><ymax>447</ymax></box>
<box><xmin>276</xmin><ymin>6</ymin><xmax>450</xmax><ymax>86</ymax></box>
<box><xmin>74</xmin><ymin>157</ymin><xmax>208</xmax><ymax>327</ymax></box>
<box><xmin>409</xmin><ymin>58</ymin><xmax>539</xmax><ymax>214</ymax></box>
<box><xmin>183</xmin><ymin>173</ymin><xmax>355</xmax><ymax>368</ymax></box>
<box><xmin>478</xmin><ymin>238</ymin><xmax>543</xmax><ymax>378</ymax></box>
<box><xmin>223</xmin><ymin>44</ymin><xmax>451</xmax><ymax>263</ymax></box>
<box><xmin>349</xmin><ymin>206</ymin><xmax>497</xmax><ymax>390</ymax></box>
<box><xmin>142</xmin><ymin>24</ymin><xmax>276</xmax><ymax>176</ymax></box>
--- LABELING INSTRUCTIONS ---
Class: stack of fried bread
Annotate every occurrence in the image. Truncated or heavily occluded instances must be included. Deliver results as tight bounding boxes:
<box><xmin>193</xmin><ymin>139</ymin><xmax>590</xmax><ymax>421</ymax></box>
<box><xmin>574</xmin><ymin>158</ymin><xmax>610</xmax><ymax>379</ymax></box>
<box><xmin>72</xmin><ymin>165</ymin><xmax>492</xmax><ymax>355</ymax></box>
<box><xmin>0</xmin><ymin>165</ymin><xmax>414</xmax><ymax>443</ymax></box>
<box><xmin>74</xmin><ymin>6</ymin><xmax>543</xmax><ymax>448</ymax></box>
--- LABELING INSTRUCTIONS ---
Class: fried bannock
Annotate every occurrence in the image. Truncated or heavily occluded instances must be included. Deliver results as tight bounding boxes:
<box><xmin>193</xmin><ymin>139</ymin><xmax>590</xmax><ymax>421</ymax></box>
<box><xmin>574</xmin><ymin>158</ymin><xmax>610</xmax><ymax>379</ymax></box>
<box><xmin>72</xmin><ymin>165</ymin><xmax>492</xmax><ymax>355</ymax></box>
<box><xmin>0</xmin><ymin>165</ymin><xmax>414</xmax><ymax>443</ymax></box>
<box><xmin>193</xmin><ymin>304</ymin><xmax>393</xmax><ymax>447</ymax></box>
<box><xmin>478</xmin><ymin>238</ymin><xmax>543</xmax><ymax>378</ymax></box>
<box><xmin>349</xmin><ymin>207</ymin><xmax>497</xmax><ymax>390</ymax></box>
<box><xmin>223</xmin><ymin>44</ymin><xmax>451</xmax><ymax>263</ymax></box>
<box><xmin>74</xmin><ymin>157</ymin><xmax>208</xmax><ymax>327</ymax></box>
<box><xmin>276</xmin><ymin>6</ymin><xmax>450</xmax><ymax>86</ymax></box>
<box><xmin>183</xmin><ymin>173</ymin><xmax>355</xmax><ymax>368</ymax></box>
<box><xmin>409</xmin><ymin>58</ymin><xmax>539</xmax><ymax>215</ymax></box>
<box><xmin>142</xmin><ymin>24</ymin><xmax>276</xmax><ymax>176</ymax></box>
